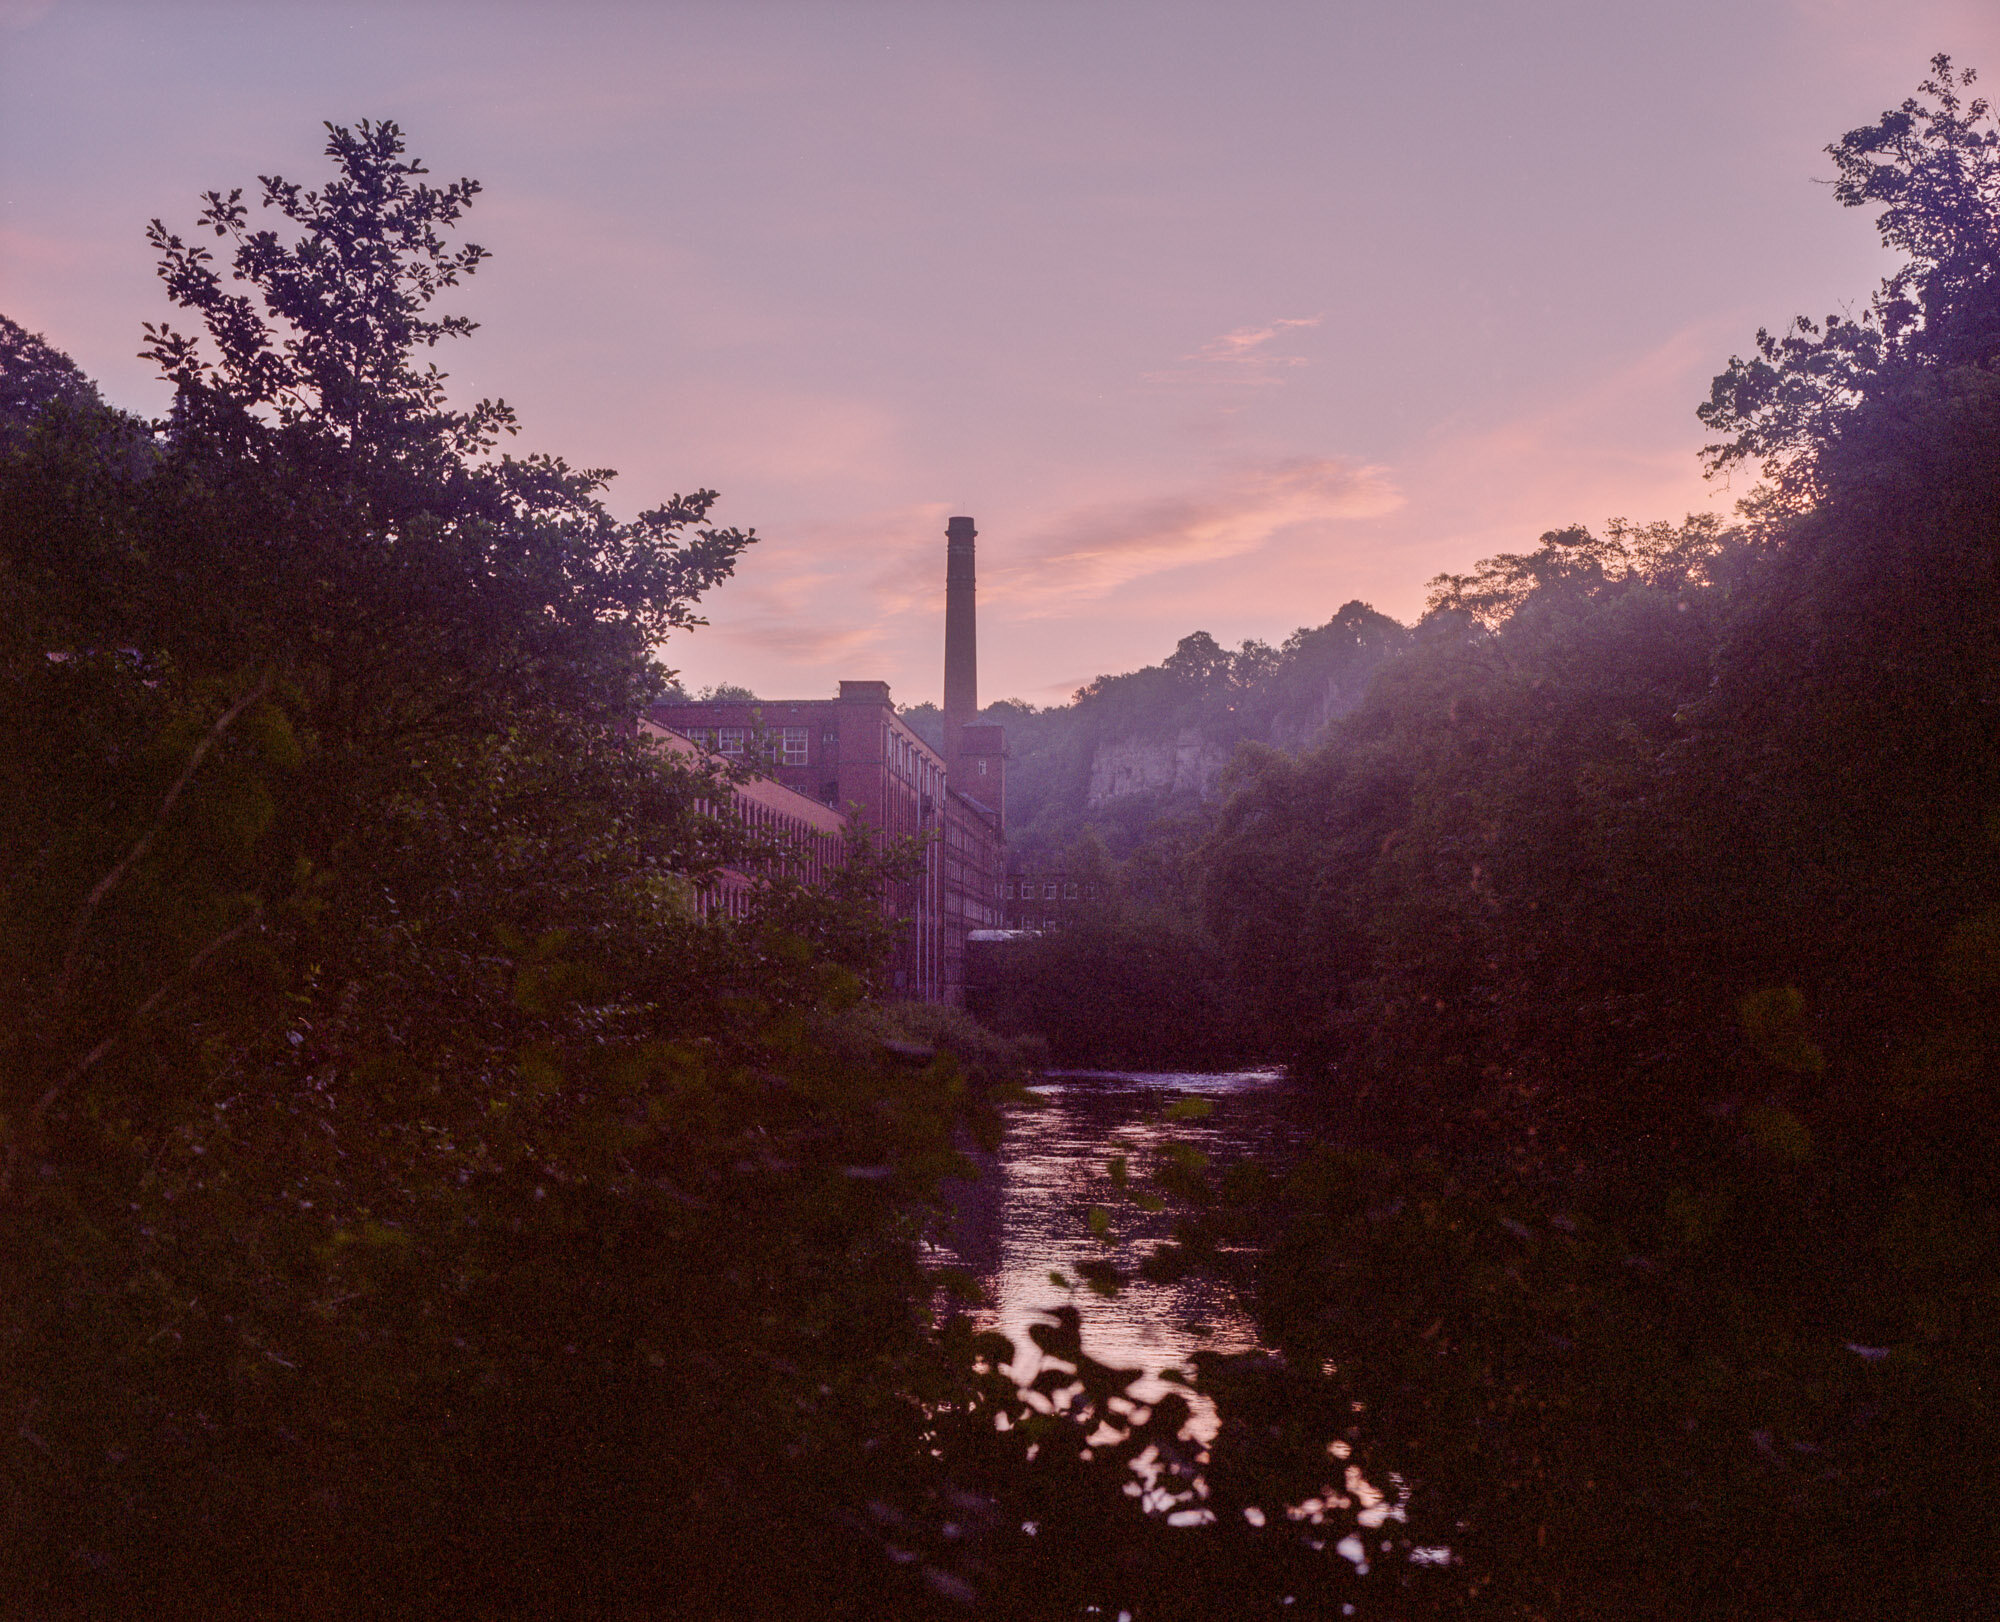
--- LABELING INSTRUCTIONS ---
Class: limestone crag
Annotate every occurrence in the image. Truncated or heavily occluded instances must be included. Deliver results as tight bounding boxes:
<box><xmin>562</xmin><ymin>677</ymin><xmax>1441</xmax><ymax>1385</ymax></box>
<box><xmin>1086</xmin><ymin>730</ymin><xmax>1232</xmax><ymax>808</ymax></box>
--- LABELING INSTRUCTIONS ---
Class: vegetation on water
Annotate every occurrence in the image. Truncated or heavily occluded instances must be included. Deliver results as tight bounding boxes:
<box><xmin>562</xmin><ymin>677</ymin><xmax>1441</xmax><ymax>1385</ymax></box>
<box><xmin>6</xmin><ymin>56</ymin><xmax>2000</xmax><ymax>1617</ymax></box>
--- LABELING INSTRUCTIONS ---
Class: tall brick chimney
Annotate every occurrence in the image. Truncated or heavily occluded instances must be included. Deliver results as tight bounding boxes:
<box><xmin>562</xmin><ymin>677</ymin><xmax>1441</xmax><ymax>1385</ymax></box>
<box><xmin>943</xmin><ymin>515</ymin><xmax>977</xmax><ymax>778</ymax></box>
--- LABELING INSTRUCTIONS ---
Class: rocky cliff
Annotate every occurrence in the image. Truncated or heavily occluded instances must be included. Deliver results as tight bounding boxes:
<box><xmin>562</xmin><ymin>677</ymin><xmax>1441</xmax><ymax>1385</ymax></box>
<box><xmin>903</xmin><ymin>601</ymin><xmax>1409</xmax><ymax>848</ymax></box>
<box><xmin>1085</xmin><ymin>731</ymin><xmax>1233</xmax><ymax>808</ymax></box>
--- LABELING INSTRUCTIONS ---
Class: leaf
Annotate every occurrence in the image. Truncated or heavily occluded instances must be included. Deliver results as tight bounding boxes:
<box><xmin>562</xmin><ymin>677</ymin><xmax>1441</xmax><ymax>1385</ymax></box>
<box><xmin>1738</xmin><ymin>986</ymin><xmax>1825</xmax><ymax>1075</ymax></box>
<box><xmin>1077</xmin><ymin>1259</ymin><xmax>1124</xmax><ymax>1298</ymax></box>
<box><xmin>1743</xmin><ymin>1104</ymin><xmax>1813</xmax><ymax>1165</ymax></box>
<box><xmin>1165</xmin><ymin>1096</ymin><xmax>1214</xmax><ymax>1121</ymax></box>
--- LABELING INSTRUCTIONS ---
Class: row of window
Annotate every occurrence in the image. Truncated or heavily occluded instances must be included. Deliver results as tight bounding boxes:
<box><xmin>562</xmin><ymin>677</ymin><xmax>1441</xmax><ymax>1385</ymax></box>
<box><xmin>687</xmin><ymin>725</ymin><xmax>812</xmax><ymax>766</ymax></box>
<box><xmin>687</xmin><ymin>794</ymin><xmax>842</xmax><ymax>880</ymax></box>
<box><xmin>891</xmin><ymin>731</ymin><xmax>943</xmax><ymax>788</ymax></box>
<box><xmin>1005</xmin><ymin>879</ymin><xmax>1096</xmax><ymax>901</ymax></box>
<box><xmin>685</xmin><ymin>722</ymin><xmax>972</xmax><ymax>793</ymax></box>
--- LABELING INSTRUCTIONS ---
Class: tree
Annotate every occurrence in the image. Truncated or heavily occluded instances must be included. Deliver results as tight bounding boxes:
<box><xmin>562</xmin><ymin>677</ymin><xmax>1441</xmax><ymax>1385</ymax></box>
<box><xmin>0</xmin><ymin>124</ymin><xmax>1015</xmax><ymax>1618</ymax></box>
<box><xmin>122</xmin><ymin>118</ymin><xmax>752</xmax><ymax>730</ymax></box>
<box><xmin>3</xmin><ymin>118</ymin><xmax>765</xmax><ymax>1185</ymax></box>
<box><xmin>1178</xmin><ymin>58</ymin><xmax>2000</xmax><ymax>1615</ymax></box>
<box><xmin>1699</xmin><ymin>54</ymin><xmax>2000</xmax><ymax>495</ymax></box>
<box><xmin>0</xmin><ymin>314</ymin><xmax>105</xmax><ymax>436</ymax></box>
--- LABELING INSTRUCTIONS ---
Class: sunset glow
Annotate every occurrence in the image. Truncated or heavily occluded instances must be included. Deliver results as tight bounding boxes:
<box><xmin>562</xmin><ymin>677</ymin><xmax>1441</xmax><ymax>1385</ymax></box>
<box><xmin>6</xmin><ymin>0</ymin><xmax>1995</xmax><ymax>702</ymax></box>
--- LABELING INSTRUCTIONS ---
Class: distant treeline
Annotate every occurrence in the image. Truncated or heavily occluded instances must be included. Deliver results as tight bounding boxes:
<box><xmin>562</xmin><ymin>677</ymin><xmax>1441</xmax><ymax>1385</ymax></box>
<box><xmin>906</xmin><ymin>601</ymin><xmax>1405</xmax><ymax>855</ymax></box>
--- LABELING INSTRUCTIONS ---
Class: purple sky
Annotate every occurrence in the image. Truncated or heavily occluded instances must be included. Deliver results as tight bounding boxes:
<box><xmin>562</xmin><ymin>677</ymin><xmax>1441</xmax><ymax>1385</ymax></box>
<box><xmin>6</xmin><ymin>0</ymin><xmax>1997</xmax><ymax>706</ymax></box>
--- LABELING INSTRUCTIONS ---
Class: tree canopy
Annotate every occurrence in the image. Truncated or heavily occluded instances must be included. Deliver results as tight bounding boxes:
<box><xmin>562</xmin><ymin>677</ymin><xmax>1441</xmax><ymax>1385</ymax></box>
<box><xmin>1159</xmin><ymin>57</ymin><xmax>2000</xmax><ymax>1613</ymax></box>
<box><xmin>1700</xmin><ymin>54</ymin><xmax>2000</xmax><ymax>495</ymax></box>
<box><xmin>0</xmin><ymin>121</ymin><xmax>1015</xmax><ymax>1617</ymax></box>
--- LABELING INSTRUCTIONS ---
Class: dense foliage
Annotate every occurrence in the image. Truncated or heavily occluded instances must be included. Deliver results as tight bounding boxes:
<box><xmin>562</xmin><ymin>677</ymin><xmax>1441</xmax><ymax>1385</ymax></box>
<box><xmin>1</xmin><ymin>119</ymin><xmax>1448</xmax><ymax>1622</ymax></box>
<box><xmin>0</xmin><ymin>122</ymin><xmax>1014</xmax><ymax>1617</ymax></box>
<box><xmin>1173</xmin><ymin>60</ymin><xmax>2000</xmax><ymax>1617</ymax></box>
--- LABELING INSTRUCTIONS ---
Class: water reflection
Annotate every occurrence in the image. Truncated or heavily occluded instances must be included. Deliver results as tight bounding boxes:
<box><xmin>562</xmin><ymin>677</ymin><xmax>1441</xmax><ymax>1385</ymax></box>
<box><xmin>934</xmin><ymin>1068</ymin><xmax>1312</xmax><ymax>1424</ymax></box>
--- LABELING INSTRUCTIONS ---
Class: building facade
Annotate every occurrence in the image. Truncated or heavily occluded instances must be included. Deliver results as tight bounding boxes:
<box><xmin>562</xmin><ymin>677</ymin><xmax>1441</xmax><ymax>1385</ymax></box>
<box><xmin>1002</xmin><ymin>863</ymin><xmax>1106</xmax><ymax>932</ymax></box>
<box><xmin>644</xmin><ymin>518</ymin><xmax>1007</xmax><ymax>1003</ymax></box>
<box><xmin>636</xmin><ymin>719</ymin><xmax>847</xmax><ymax>920</ymax></box>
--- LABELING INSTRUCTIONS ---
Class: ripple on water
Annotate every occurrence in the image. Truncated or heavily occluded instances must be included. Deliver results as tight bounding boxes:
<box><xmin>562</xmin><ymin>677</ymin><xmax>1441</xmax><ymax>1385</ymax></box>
<box><xmin>932</xmin><ymin>1067</ymin><xmax>1311</xmax><ymax>1435</ymax></box>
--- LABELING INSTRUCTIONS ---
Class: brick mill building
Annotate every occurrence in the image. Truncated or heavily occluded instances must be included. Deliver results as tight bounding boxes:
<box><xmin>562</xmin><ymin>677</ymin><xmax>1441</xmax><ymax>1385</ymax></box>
<box><xmin>635</xmin><ymin>719</ymin><xmax>848</xmax><ymax>921</ymax></box>
<box><xmin>1003</xmin><ymin>863</ymin><xmax>1105</xmax><ymax>932</ymax></box>
<box><xmin>646</xmin><ymin>516</ymin><xmax>1006</xmax><ymax>1004</ymax></box>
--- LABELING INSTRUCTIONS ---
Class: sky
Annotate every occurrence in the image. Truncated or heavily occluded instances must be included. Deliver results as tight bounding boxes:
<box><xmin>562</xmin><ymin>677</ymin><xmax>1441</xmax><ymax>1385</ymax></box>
<box><xmin>5</xmin><ymin>0</ymin><xmax>1998</xmax><ymax>707</ymax></box>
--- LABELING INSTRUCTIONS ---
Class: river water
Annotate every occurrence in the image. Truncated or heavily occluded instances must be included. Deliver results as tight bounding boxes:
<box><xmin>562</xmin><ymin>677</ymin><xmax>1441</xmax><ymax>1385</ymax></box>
<box><xmin>933</xmin><ymin>1066</ymin><xmax>1426</xmax><ymax>1579</ymax></box>
<box><xmin>934</xmin><ymin>1067</ymin><xmax>1316</xmax><ymax>1416</ymax></box>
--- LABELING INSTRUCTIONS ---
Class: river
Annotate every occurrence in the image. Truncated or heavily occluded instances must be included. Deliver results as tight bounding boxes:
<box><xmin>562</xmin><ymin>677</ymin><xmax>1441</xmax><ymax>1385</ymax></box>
<box><xmin>934</xmin><ymin>1066</ymin><xmax>1316</xmax><ymax>1422</ymax></box>
<box><xmin>934</xmin><ymin>1064</ymin><xmax>1425</xmax><ymax>1580</ymax></box>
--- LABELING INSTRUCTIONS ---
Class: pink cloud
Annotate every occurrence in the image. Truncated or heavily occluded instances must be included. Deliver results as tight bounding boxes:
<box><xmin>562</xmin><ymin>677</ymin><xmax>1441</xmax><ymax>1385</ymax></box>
<box><xmin>666</xmin><ymin>500</ymin><xmax>953</xmax><ymax>694</ymax></box>
<box><xmin>1189</xmin><ymin>315</ymin><xmax>1322</xmax><ymax>363</ymax></box>
<box><xmin>1403</xmin><ymin>321</ymin><xmax>1735</xmax><ymax>568</ymax></box>
<box><xmin>701</xmin><ymin>618</ymin><xmax>886</xmax><ymax>664</ymax></box>
<box><xmin>1144</xmin><ymin>315</ymin><xmax>1323</xmax><ymax>386</ymax></box>
<box><xmin>755</xmin><ymin>502</ymin><xmax>952</xmax><ymax>615</ymax></box>
<box><xmin>993</xmin><ymin>456</ymin><xmax>1402</xmax><ymax>602</ymax></box>
<box><xmin>0</xmin><ymin>225</ymin><xmax>95</xmax><ymax>271</ymax></box>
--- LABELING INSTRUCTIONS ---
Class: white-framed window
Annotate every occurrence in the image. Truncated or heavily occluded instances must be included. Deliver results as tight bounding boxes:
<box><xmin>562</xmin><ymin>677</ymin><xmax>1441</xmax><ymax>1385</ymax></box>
<box><xmin>1005</xmin><ymin>881</ymin><xmax>1016</xmax><ymax>899</ymax></box>
<box><xmin>1044</xmin><ymin>881</ymin><xmax>1058</xmax><ymax>900</ymax></box>
<box><xmin>781</xmin><ymin>726</ymin><xmax>808</xmax><ymax>766</ymax></box>
<box><xmin>1064</xmin><ymin>881</ymin><xmax>1078</xmax><ymax>900</ymax></box>
<box><xmin>717</xmin><ymin>727</ymin><xmax>746</xmax><ymax>756</ymax></box>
